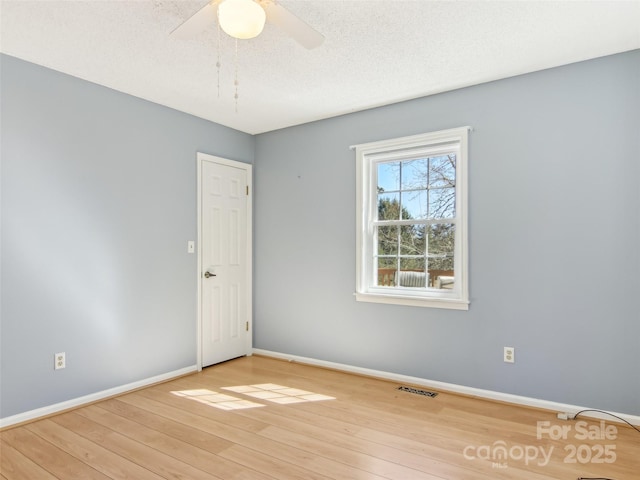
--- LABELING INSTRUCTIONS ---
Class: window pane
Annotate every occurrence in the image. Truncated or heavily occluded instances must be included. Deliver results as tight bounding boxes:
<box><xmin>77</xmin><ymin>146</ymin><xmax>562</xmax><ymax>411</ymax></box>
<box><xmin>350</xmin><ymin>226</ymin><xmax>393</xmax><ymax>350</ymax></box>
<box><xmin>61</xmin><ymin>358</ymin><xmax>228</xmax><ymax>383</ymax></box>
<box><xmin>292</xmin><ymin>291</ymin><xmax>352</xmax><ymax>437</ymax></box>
<box><xmin>401</xmin><ymin>158</ymin><xmax>428</xmax><ymax>190</ymax></box>
<box><xmin>428</xmin><ymin>187</ymin><xmax>455</xmax><ymax>218</ymax></box>
<box><xmin>428</xmin><ymin>223</ymin><xmax>455</xmax><ymax>288</ymax></box>
<box><xmin>377</xmin><ymin>162</ymin><xmax>399</xmax><ymax>192</ymax></box>
<box><xmin>398</xmin><ymin>258</ymin><xmax>427</xmax><ymax>287</ymax></box>
<box><xmin>400</xmin><ymin>224</ymin><xmax>425</xmax><ymax>255</ymax></box>
<box><xmin>400</xmin><ymin>257</ymin><xmax>426</xmax><ymax>272</ymax></box>
<box><xmin>377</xmin><ymin>193</ymin><xmax>400</xmax><ymax>220</ymax></box>
<box><xmin>429</xmin><ymin>154</ymin><xmax>456</xmax><ymax>188</ymax></box>
<box><xmin>401</xmin><ymin>190</ymin><xmax>428</xmax><ymax>219</ymax></box>
<box><xmin>377</xmin><ymin>226</ymin><xmax>398</xmax><ymax>255</ymax></box>
<box><xmin>428</xmin><ymin>254</ymin><xmax>454</xmax><ymax>272</ymax></box>
<box><xmin>430</xmin><ymin>258</ymin><xmax>455</xmax><ymax>290</ymax></box>
<box><xmin>377</xmin><ymin>257</ymin><xmax>396</xmax><ymax>286</ymax></box>
<box><xmin>428</xmin><ymin>223</ymin><xmax>455</xmax><ymax>255</ymax></box>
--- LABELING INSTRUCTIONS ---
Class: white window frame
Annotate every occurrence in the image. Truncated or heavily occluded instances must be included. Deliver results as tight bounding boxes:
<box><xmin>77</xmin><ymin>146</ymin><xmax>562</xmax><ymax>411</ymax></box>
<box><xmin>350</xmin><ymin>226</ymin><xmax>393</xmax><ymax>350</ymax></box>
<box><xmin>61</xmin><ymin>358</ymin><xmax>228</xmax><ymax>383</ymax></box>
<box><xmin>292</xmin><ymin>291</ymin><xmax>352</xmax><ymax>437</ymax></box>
<box><xmin>354</xmin><ymin>127</ymin><xmax>470</xmax><ymax>310</ymax></box>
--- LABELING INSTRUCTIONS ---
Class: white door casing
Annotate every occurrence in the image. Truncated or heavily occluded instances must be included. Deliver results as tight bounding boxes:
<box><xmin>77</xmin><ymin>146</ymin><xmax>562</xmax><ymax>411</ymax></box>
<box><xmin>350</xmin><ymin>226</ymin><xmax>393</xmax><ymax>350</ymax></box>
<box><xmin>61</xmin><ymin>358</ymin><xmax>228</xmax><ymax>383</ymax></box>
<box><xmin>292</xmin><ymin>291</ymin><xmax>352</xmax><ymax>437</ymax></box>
<box><xmin>197</xmin><ymin>153</ymin><xmax>252</xmax><ymax>368</ymax></box>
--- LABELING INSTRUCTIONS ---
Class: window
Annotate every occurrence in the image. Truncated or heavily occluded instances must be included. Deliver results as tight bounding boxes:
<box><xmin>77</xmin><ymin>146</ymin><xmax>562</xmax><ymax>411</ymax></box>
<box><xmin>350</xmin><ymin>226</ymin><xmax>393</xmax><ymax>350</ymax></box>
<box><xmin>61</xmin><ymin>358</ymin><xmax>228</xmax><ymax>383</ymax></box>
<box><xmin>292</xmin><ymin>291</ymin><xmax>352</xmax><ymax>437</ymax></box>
<box><xmin>354</xmin><ymin>127</ymin><xmax>470</xmax><ymax>309</ymax></box>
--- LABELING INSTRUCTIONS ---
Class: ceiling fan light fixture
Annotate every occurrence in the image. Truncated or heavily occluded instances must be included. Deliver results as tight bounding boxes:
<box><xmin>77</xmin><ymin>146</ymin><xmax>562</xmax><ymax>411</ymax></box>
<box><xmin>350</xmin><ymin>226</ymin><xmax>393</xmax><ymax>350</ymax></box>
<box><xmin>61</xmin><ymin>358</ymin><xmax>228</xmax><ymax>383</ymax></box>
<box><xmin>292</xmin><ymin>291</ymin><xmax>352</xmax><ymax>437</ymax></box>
<box><xmin>218</xmin><ymin>0</ymin><xmax>266</xmax><ymax>40</ymax></box>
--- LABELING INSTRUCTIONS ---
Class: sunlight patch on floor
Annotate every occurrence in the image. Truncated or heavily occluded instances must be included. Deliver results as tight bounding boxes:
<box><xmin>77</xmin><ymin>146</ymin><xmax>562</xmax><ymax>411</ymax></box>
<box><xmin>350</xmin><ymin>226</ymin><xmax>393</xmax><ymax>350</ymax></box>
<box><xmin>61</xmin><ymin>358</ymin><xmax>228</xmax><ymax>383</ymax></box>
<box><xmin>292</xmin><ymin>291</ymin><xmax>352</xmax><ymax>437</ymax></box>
<box><xmin>222</xmin><ymin>383</ymin><xmax>335</xmax><ymax>404</ymax></box>
<box><xmin>171</xmin><ymin>384</ymin><xmax>334</xmax><ymax>410</ymax></box>
<box><xmin>171</xmin><ymin>389</ymin><xmax>265</xmax><ymax>410</ymax></box>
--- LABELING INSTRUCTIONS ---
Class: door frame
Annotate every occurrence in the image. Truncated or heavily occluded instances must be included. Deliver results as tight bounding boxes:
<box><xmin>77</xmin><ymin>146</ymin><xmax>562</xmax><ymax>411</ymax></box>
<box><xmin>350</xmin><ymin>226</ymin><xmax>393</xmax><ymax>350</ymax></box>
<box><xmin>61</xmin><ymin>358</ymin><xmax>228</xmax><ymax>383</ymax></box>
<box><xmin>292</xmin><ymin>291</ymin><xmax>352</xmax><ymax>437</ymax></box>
<box><xmin>196</xmin><ymin>152</ymin><xmax>253</xmax><ymax>370</ymax></box>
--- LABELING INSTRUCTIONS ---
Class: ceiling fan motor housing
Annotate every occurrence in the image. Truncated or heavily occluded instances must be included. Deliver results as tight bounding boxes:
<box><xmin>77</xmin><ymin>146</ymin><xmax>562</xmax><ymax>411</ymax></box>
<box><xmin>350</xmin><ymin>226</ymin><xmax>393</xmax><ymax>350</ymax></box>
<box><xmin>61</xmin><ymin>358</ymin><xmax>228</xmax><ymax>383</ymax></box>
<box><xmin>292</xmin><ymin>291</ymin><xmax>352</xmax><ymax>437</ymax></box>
<box><xmin>218</xmin><ymin>0</ymin><xmax>266</xmax><ymax>40</ymax></box>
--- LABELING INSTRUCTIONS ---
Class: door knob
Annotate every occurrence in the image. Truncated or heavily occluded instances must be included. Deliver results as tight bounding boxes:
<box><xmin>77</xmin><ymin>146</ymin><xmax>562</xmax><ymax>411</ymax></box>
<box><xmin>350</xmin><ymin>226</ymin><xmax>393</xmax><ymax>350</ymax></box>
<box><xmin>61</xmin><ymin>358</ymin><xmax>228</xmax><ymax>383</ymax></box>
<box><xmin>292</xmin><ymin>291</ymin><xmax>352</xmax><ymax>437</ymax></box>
<box><xmin>204</xmin><ymin>271</ymin><xmax>216</xmax><ymax>278</ymax></box>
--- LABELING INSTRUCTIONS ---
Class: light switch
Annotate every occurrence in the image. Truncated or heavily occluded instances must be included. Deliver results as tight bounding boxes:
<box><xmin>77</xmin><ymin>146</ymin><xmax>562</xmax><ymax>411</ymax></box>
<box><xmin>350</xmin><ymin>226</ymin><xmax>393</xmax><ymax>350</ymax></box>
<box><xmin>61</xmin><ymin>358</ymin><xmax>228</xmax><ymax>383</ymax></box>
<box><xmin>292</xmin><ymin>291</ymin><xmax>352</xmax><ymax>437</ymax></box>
<box><xmin>187</xmin><ymin>241</ymin><xmax>195</xmax><ymax>253</ymax></box>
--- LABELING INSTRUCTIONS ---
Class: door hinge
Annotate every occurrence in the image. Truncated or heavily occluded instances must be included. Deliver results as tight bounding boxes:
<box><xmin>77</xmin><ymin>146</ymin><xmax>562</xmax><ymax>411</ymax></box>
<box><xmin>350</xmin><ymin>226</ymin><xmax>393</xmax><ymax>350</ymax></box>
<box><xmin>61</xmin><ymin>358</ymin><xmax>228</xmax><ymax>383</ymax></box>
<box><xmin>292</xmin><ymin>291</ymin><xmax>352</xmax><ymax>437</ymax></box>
<box><xmin>246</xmin><ymin>185</ymin><xmax>249</xmax><ymax>196</ymax></box>
<box><xmin>246</xmin><ymin>321</ymin><xmax>249</xmax><ymax>331</ymax></box>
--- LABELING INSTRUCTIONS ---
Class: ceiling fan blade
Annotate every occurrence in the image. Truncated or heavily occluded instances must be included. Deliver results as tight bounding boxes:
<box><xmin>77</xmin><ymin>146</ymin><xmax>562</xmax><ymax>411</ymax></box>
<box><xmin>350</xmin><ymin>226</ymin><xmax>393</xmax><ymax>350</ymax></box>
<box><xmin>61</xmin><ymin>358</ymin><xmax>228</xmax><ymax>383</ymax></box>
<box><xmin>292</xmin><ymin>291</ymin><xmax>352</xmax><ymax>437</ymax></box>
<box><xmin>263</xmin><ymin>2</ymin><xmax>324</xmax><ymax>49</ymax></box>
<box><xmin>170</xmin><ymin>1</ymin><xmax>219</xmax><ymax>39</ymax></box>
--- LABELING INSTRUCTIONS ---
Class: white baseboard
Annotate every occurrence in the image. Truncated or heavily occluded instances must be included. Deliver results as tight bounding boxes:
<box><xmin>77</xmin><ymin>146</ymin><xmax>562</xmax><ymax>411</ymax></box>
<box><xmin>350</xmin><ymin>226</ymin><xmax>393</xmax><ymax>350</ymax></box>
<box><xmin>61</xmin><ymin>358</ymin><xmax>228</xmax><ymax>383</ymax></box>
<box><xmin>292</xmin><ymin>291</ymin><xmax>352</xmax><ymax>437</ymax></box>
<box><xmin>0</xmin><ymin>365</ymin><xmax>198</xmax><ymax>429</ymax></box>
<box><xmin>253</xmin><ymin>349</ymin><xmax>640</xmax><ymax>427</ymax></box>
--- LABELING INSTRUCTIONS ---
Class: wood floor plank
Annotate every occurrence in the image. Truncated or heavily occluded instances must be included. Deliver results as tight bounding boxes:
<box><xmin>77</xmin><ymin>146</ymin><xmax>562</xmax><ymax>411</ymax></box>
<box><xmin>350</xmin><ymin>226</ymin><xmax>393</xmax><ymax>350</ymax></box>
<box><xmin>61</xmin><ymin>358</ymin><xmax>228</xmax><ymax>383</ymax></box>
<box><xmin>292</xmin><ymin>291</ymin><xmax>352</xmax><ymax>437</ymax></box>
<box><xmin>1</xmin><ymin>427</ymin><xmax>109</xmax><ymax>480</ymax></box>
<box><xmin>259</xmin><ymin>423</ymin><xmax>447</xmax><ymax>480</ymax></box>
<box><xmin>138</xmin><ymin>379</ymin><xmax>471</xmax><ymax>480</ymax></box>
<box><xmin>236</xmin><ymin>404</ymin><xmax>514</xmax><ymax>480</ymax></box>
<box><xmin>173</xmin><ymin>366</ymin><xmax>514</xmax><ymax>449</ymax></box>
<box><xmin>118</xmin><ymin>391</ymin><xmax>387</xmax><ymax>480</ymax></box>
<box><xmin>77</xmin><ymin>405</ymin><xmax>276</xmax><ymax>480</ymax></box>
<box><xmin>82</xmin><ymin>402</ymin><xmax>233</xmax><ymax>454</ymax></box>
<box><xmin>203</xmin><ymin>357</ymin><xmax>449</xmax><ymax>414</ymax></box>
<box><xmin>27</xmin><ymin>418</ymin><xmax>165</xmax><ymax>480</ymax></box>
<box><xmin>217</xmin><ymin>444</ymin><xmax>334</xmax><ymax>480</ymax></box>
<box><xmin>244</xmin><ymin>407</ymin><xmax>460</xmax><ymax>471</ymax></box>
<box><xmin>298</xmin><ymin>398</ymin><xmax>553</xmax><ymax>463</ymax></box>
<box><xmin>0</xmin><ymin>440</ymin><xmax>58</xmax><ymax>480</ymax></box>
<box><xmin>101</xmin><ymin>396</ymin><xmax>385</xmax><ymax>480</ymax></box>
<box><xmin>172</xmin><ymin>359</ymin><xmax>539</xmax><ymax>447</ymax></box>
<box><xmin>50</xmin><ymin>412</ymin><xmax>220</xmax><ymax>480</ymax></box>
<box><xmin>89</xmin><ymin>401</ymin><xmax>281</xmax><ymax>480</ymax></box>
<box><xmin>80</xmin><ymin>407</ymin><xmax>326</xmax><ymax>480</ymax></box>
<box><xmin>313</xmin><ymin>397</ymin><xmax>639</xmax><ymax>479</ymax></box>
<box><xmin>2</xmin><ymin>356</ymin><xmax>639</xmax><ymax>480</ymax></box>
<box><xmin>198</xmin><ymin>356</ymin><xmax>640</xmax><ymax>480</ymax></box>
<box><xmin>164</xmin><ymin>362</ymin><xmax>554</xmax><ymax>479</ymax></box>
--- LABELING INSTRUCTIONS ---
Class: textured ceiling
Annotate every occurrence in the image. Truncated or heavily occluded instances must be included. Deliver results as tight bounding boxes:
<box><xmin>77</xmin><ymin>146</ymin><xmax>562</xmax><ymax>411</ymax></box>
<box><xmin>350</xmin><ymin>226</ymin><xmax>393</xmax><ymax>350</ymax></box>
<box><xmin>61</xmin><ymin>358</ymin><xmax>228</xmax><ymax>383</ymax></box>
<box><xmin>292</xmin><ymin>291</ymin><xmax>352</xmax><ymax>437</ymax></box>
<box><xmin>1</xmin><ymin>0</ymin><xmax>639</xmax><ymax>134</ymax></box>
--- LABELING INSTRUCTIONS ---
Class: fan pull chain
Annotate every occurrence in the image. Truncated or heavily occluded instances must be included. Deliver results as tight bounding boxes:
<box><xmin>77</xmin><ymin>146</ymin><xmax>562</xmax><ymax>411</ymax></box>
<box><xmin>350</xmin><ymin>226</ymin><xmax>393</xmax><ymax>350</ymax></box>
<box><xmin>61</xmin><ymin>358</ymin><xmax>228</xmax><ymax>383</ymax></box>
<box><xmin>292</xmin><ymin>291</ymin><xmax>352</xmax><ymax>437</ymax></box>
<box><xmin>234</xmin><ymin>38</ymin><xmax>239</xmax><ymax>113</ymax></box>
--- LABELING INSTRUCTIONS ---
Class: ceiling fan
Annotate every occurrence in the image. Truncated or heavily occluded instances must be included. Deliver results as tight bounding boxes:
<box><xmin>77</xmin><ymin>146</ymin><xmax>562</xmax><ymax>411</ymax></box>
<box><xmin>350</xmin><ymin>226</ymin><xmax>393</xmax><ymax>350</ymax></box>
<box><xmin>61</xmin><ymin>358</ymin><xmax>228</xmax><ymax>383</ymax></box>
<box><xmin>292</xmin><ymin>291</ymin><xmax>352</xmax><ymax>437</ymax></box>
<box><xmin>171</xmin><ymin>0</ymin><xmax>324</xmax><ymax>49</ymax></box>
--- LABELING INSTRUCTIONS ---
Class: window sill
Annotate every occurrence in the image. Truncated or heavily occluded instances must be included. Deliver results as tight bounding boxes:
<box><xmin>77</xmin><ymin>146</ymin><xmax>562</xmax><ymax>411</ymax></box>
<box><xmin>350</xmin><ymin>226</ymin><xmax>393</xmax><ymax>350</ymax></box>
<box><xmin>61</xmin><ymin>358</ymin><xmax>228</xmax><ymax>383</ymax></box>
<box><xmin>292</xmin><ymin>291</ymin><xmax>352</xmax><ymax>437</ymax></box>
<box><xmin>354</xmin><ymin>292</ymin><xmax>469</xmax><ymax>310</ymax></box>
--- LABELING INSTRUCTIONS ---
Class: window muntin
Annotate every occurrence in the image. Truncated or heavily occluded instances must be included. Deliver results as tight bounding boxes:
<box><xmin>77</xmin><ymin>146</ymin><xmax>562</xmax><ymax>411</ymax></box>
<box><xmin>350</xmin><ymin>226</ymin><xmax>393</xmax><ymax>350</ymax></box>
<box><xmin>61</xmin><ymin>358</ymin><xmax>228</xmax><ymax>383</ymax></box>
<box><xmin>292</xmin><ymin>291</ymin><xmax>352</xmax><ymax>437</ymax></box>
<box><xmin>355</xmin><ymin>127</ymin><xmax>469</xmax><ymax>309</ymax></box>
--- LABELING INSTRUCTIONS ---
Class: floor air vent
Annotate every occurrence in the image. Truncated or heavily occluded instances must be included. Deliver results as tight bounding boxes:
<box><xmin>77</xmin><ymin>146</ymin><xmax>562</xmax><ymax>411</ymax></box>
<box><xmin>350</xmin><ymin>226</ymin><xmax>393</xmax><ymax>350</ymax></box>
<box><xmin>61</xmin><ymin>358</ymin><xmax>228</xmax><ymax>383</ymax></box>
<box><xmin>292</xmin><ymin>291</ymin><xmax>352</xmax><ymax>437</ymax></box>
<box><xmin>397</xmin><ymin>386</ymin><xmax>438</xmax><ymax>397</ymax></box>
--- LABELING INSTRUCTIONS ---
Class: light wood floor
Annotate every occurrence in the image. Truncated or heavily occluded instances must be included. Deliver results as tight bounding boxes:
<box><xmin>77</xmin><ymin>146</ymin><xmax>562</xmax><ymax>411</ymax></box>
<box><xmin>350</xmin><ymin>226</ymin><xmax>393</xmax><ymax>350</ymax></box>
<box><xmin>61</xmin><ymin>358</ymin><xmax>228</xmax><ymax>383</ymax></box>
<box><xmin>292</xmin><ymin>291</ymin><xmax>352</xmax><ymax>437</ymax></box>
<box><xmin>2</xmin><ymin>355</ymin><xmax>638</xmax><ymax>479</ymax></box>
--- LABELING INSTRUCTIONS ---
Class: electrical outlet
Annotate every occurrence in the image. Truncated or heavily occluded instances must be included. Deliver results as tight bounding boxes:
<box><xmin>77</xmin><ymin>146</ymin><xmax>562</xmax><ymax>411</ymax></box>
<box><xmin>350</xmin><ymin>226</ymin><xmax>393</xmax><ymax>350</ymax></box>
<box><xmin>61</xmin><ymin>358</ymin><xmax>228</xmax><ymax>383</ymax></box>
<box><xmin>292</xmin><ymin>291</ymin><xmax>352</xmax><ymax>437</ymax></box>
<box><xmin>55</xmin><ymin>352</ymin><xmax>66</xmax><ymax>370</ymax></box>
<box><xmin>504</xmin><ymin>347</ymin><xmax>515</xmax><ymax>363</ymax></box>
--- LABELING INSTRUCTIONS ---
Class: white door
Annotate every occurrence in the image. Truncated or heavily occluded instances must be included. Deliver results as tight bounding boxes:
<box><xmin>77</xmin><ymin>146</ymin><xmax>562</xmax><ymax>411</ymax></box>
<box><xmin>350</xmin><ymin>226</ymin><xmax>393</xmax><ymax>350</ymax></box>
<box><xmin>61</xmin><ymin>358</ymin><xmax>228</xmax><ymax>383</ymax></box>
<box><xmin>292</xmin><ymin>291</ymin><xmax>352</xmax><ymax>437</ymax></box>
<box><xmin>198</xmin><ymin>153</ymin><xmax>252</xmax><ymax>367</ymax></box>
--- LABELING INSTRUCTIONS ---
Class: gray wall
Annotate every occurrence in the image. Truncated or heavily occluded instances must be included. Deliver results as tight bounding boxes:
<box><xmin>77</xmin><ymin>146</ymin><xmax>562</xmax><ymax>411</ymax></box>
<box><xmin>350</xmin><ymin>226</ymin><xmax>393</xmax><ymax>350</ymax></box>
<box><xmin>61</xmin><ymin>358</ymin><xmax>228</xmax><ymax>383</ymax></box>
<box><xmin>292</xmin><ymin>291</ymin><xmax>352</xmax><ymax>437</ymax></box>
<box><xmin>0</xmin><ymin>54</ymin><xmax>254</xmax><ymax>418</ymax></box>
<box><xmin>254</xmin><ymin>50</ymin><xmax>640</xmax><ymax>415</ymax></box>
<box><xmin>2</xmin><ymin>50</ymin><xmax>638</xmax><ymax>421</ymax></box>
